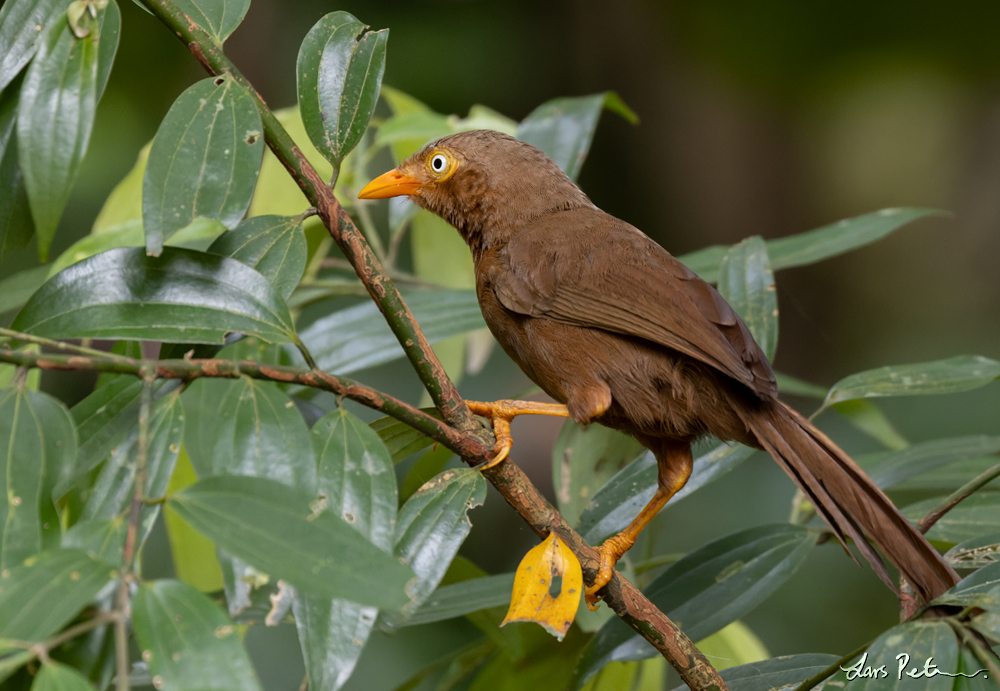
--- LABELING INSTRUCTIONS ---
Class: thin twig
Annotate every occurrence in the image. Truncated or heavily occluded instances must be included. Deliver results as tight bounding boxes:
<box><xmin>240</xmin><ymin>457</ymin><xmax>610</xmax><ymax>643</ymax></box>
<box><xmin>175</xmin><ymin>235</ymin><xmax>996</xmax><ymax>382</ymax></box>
<box><xmin>918</xmin><ymin>460</ymin><xmax>1000</xmax><ymax>534</ymax></box>
<box><xmin>7</xmin><ymin>611</ymin><xmax>117</xmax><ymax>656</ymax></box>
<box><xmin>0</xmin><ymin>327</ymin><xmax>116</xmax><ymax>358</ymax></box>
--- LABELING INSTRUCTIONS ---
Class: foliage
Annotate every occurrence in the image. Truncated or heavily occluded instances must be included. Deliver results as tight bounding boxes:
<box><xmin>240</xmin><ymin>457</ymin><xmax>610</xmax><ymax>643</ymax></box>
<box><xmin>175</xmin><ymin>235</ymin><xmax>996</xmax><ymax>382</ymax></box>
<box><xmin>0</xmin><ymin>2</ymin><xmax>998</xmax><ymax>690</ymax></box>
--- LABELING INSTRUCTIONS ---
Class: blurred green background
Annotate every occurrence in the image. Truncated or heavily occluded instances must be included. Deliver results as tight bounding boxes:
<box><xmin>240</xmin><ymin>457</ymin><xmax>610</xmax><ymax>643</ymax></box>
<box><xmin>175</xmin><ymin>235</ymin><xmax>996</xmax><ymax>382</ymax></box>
<box><xmin>3</xmin><ymin>0</ymin><xmax>999</xmax><ymax>688</ymax></box>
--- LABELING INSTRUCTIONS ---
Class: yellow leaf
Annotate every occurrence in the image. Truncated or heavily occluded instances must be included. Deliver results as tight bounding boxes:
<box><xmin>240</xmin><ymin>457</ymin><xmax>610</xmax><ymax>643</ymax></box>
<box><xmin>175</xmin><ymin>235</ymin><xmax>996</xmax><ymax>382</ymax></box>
<box><xmin>501</xmin><ymin>532</ymin><xmax>582</xmax><ymax>641</ymax></box>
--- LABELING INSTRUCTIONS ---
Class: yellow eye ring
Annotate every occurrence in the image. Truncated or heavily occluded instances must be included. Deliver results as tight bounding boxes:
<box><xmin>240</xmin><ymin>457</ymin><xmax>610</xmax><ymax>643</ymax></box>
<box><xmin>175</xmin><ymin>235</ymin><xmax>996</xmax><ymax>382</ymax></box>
<box><xmin>425</xmin><ymin>149</ymin><xmax>459</xmax><ymax>181</ymax></box>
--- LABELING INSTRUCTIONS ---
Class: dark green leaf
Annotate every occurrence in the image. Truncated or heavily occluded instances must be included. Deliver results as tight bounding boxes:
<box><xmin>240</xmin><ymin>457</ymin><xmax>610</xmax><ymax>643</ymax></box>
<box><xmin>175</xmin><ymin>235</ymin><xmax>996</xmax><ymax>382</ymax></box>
<box><xmin>61</xmin><ymin>518</ymin><xmax>126</xmax><ymax>566</ymax></box>
<box><xmin>300</xmin><ymin>290</ymin><xmax>485</xmax><ymax>374</ymax></box>
<box><xmin>820</xmin><ymin>356</ymin><xmax>1000</xmax><ymax>412</ymax></box>
<box><xmin>0</xmin><ymin>548</ymin><xmax>113</xmax><ymax>650</ymax></box>
<box><xmin>841</xmin><ymin>621</ymin><xmax>957</xmax><ymax>691</ymax></box>
<box><xmin>679</xmin><ymin>208</ymin><xmax>943</xmax><ymax>284</ymax></box>
<box><xmin>402</xmin><ymin>573</ymin><xmax>514</xmax><ymax>627</ymax></box>
<box><xmin>30</xmin><ymin>662</ymin><xmax>96</xmax><ymax>691</ymax></box>
<box><xmin>0</xmin><ymin>266</ymin><xmax>49</xmax><ymax>314</ymax></box>
<box><xmin>0</xmin><ymin>77</ymin><xmax>35</xmax><ymax>258</ymax></box>
<box><xmin>208</xmin><ymin>214</ymin><xmax>307</xmax><ymax>301</ymax></box>
<box><xmin>182</xmin><ymin>377</ymin><xmax>315</xmax><ymax>489</ymax></box>
<box><xmin>716</xmin><ymin>236</ymin><xmax>777</xmax><ymax>361</ymax></box>
<box><xmin>773</xmin><ymin>372</ymin><xmax>827</xmax><ymax>399</ymax></box>
<box><xmin>172</xmin><ymin>0</ymin><xmax>249</xmax><ymax>45</ymax></box>
<box><xmin>293</xmin><ymin>408</ymin><xmax>399</xmax><ymax>691</ymax></box>
<box><xmin>0</xmin><ymin>0</ymin><xmax>70</xmax><ymax>91</ymax></box>
<box><xmin>578</xmin><ymin>442</ymin><xmax>756</xmax><ymax>544</ymax></box>
<box><xmin>860</xmin><ymin>435</ymin><xmax>1000</xmax><ymax>489</ymax></box>
<box><xmin>945</xmin><ymin>534</ymin><xmax>1000</xmax><ymax>570</ymax></box>
<box><xmin>17</xmin><ymin>4</ymin><xmax>114</xmax><ymax>261</ymax></box>
<box><xmin>143</xmin><ymin>75</ymin><xmax>263</xmax><ymax>254</ymax></box>
<box><xmin>132</xmin><ymin>580</ymin><xmax>261</xmax><ymax>691</ymax></box>
<box><xmin>893</xmin><ymin>457</ymin><xmax>1000</xmax><ymax>493</ymax></box>
<box><xmin>713</xmin><ymin>653</ymin><xmax>839</xmax><ymax>691</ymax></box>
<box><xmin>12</xmin><ymin>247</ymin><xmax>296</xmax><ymax>344</ymax></box>
<box><xmin>385</xmin><ymin>467</ymin><xmax>487</xmax><ymax>625</ymax></box>
<box><xmin>904</xmin><ymin>494</ymin><xmax>1000</xmax><ymax>545</ymax></box>
<box><xmin>831</xmin><ymin>399</ymin><xmax>908</xmax><ymax>451</ymax></box>
<box><xmin>369</xmin><ymin>410</ymin><xmax>440</xmax><ymax>464</ymax></box>
<box><xmin>933</xmin><ymin>559</ymin><xmax>1000</xmax><ymax>609</ymax></box>
<box><xmin>576</xmin><ymin>525</ymin><xmax>817</xmax><ymax>685</ymax></box>
<box><xmin>297</xmin><ymin>11</ymin><xmax>388</xmax><ymax>166</ymax></box>
<box><xmin>517</xmin><ymin>92</ymin><xmax>638</xmax><ymax>181</ymax></box>
<box><xmin>552</xmin><ymin>421</ymin><xmax>644</xmax><ymax>526</ymax></box>
<box><xmin>0</xmin><ymin>387</ymin><xmax>77</xmax><ymax>568</ymax></box>
<box><xmin>400</xmin><ymin>445</ymin><xmax>453</xmax><ymax>504</ymax></box>
<box><xmin>168</xmin><ymin>475</ymin><xmax>414</xmax><ymax>608</ymax></box>
<box><xmin>94</xmin><ymin>0</ymin><xmax>118</xmax><ymax>100</ymax></box>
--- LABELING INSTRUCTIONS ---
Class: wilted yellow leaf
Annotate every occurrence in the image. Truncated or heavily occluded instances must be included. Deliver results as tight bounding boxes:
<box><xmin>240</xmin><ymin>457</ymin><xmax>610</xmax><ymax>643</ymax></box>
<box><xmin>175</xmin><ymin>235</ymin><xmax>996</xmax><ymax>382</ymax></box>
<box><xmin>501</xmin><ymin>532</ymin><xmax>583</xmax><ymax>641</ymax></box>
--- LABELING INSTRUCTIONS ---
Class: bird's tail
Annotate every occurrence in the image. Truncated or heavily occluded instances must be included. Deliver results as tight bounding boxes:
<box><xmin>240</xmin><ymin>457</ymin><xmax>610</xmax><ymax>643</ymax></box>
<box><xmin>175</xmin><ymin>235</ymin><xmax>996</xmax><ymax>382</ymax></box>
<box><xmin>737</xmin><ymin>399</ymin><xmax>959</xmax><ymax>604</ymax></box>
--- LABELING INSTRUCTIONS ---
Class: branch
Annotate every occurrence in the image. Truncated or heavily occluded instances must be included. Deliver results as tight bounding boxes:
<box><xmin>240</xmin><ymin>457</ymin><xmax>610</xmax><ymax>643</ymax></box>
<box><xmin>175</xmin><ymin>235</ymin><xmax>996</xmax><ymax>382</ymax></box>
<box><xmin>918</xmin><ymin>459</ymin><xmax>1000</xmax><ymax>534</ymax></box>
<box><xmin>136</xmin><ymin>0</ymin><xmax>475</xmax><ymax>434</ymax></box>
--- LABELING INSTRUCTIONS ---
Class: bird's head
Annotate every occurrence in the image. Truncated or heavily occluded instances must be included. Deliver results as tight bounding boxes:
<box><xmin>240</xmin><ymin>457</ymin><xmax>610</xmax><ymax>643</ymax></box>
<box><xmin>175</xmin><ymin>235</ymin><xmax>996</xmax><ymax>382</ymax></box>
<box><xmin>358</xmin><ymin>129</ymin><xmax>592</xmax><ymax>250</ymax></box>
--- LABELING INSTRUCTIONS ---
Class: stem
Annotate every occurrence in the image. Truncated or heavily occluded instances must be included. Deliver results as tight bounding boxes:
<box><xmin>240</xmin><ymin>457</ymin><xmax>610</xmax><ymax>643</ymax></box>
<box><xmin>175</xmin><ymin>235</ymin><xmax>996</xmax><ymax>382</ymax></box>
<box><xmin>918</xmin><ymin>460</ymin><xmax>1000</xmax><ymax>534</ymax></box>
<box><xmin>136</xmin><ymin>0</ymin><xmax>473</xmax><ymax>432</ymax></box>
<box><xmin>795</xmin><ymin>638</ymin><xmax>875</xmax><ymax>691</ymax></box>
<box><xmin>0</xmin><ymin>327</ymin><xmax>117</xmax><ymax>358</ymax></box>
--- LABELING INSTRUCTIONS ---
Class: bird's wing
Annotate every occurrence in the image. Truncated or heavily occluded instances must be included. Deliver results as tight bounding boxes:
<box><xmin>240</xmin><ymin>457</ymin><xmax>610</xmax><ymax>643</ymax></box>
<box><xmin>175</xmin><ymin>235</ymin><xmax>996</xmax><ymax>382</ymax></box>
<box><xmin>492</xmin><ymin>207</ymin><xmax>777</xmax><ymax>397</ymax></box>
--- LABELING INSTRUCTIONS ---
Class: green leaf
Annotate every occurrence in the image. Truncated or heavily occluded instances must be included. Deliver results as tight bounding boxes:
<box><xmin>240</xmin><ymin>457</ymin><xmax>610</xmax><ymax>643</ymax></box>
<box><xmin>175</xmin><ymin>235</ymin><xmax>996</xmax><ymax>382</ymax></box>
<box><xmin>300</xmin><ymin>290</ymin><xmax>486</xmax><ymax>374</ymax></box>
<box><xmin>892</xmin><ymin>456</ymin><xmax>1000</xmax><ymax>493</ymax></box>
<box><xmin>695</xmin><ymin>621</ymin><xmax>769</xmax><ymax>672</ymax></box>
<box><xmin>0</xmin><ymin>266</ymin><xmax>48</xmax><ymax>315</ymax></box>
<box><xmin>773</xmin><ymin>372</ymin><xmax>827</xmax><ymax>399</ymax></box>
<box><xmin>578</xmin><ymin>442</ymin><xmax>756</xmax><ymax>544</ymax></box>
<box><xmin>840</xmin><ymin>620</ymin><xmax>958</xmax><ymax>690</ymax></box>
<box><xmin>12</xmin><ymin>246</ymin><xmax>296</xmax><ymax>344</ymax></box>
<box><xmin>16</xmin><ymin>6</ymin><xmax>107</xmax><ymax>260</ymax></box>
<box><xmin>904</xmin><ymin>494</ymin><xmax>1000</xmax><ymax>545</ymax></box>
<box><xmin>172</xmin><ymin>0</ymin><xmax>249</xmax><ymax>45</ymax></box>
<box><xmin>369</xmin><ymin>411</ymin><xmax>440</xmax><ymax>464</ymax></box>
<box><xmin>208</xmin><ymin>214</ymin><xmax>307</xmax><ymax>301</ymax></box>
<box><xmin>182</xmin><ymin>377</ymin><xmax>315</xmax><ymax>489</ymax></box>
<box><xmin>399</xmin><ymin>444</ymin><xmax>453</xmax><ymax>504</ymax></box>
<box><xmin>142</xmin><ymin>75</ymin><xmax>263</xmax><ymax>255</ymax></box>
<box><xmin>80</xmin><ymin>389</ymin><xmax>184</xmax><ymax>546</ymax></box>
<box><xmin>575</xmin><ymin>524</ymin><xmax>817</xmax><ymax>685</ymax></box>
<box><xmin>132</xmin><ymin>580</ymin><xmax>261</xmax><ymax>691</ymax></box>
<box><xmin>0</xmin><ymin>76</ymin><xmax>35</xmax><ymax>258</ymax></box>
<box><xmin>30</xmin><ymin>662</ymin><xmax>97</xmax><ymax>691</ymax></box>
<box><xmin>92</xmin><ymin>141</ymin><xmax>147</xmax><ymax>232</ymax></box>
<box><xmin>944</xmin><ymin>534</ymin><xmax>1000</xmax><ymax>569</ymax></box>
<box><xmin>859</xmin><ymin>435</ymin><xmax>1000</xmax><ymax>489</ymax></box>
<box><xmin>716</xmin><ymin>236</ymin><xmax>777</xmax><ymax>361</ymax></box>
<box><xmin>0</xmin><ymin>548</ymin><xmax>114</xmax><ymax>650</ymax></box>
<box><xmin>0</xmin><ymin>387</ymin><xmax>77</xmax><ymax>569</ymax></box>
<box><xmin>552</xmin><ymin>421</ymin><xmax>645</xmax><ymax>526</ymax></box>
<box><xmin>93</xmin><ymin>0</ymin><xmax>118</xmax><ymax>101</ymax></box>
<box><xmin>385</xmin><ymin>467</ymin><xmax>487</xmax><ymax>625</ymax></box>
<box><xmin>933</xmin><ymin>560</ymin><xmax>1000</xmax><ymax>608</ymax></box>
<box><xmin>713</xmin><ymin>653</ymin><xmax>839</xmax><ymax>691</ymax></box>
<box><xmin>831</xmin><ymin>399</ymin><xmax>908</xmax><ymax>451</ymax></box>
<box><xmin>820</xmin><ymin>355</ymin><xmax>1000</xmax><ymax>412</ymax></box>
<box><xmin>168</xmin><ymin>475</ymin><xmax>414</xmax><ymax>608</ymax></box>
<box><xmin>297</xmin><ymin>11</ymin><xmax>388</xmax><ymax>166</ymax></box>
<box><xmin>680</xmin><ymin>208</ymin><xmax>943</xmax><ymax>284</ymax></box>
<box><xmin>293</xmin><ymin>408</ymin><xmax>399</xmax><ymax>691</ymax></box>
<box><xmin>0</xmin><ymin>0</ymin><xmax>70</xmax><ymax>91</ymax></box>
<box><xmin>61</xmin><ymin>517</ymin><xmax>126</xmax><ymax>566</ymax></box>
<box><xmin>401</xmin><ymin>573</ymin><xmax>514</xmax><ymax>627</ymax></box>
<box><xmin>517</xmin><ymin>92</ymin><xmax>638</xmax><ymax>182</ymax></box>
<box><xmin>162</xmin><ymin>445</ymin><xmax>224</xmax><ymax>592</ymax></box>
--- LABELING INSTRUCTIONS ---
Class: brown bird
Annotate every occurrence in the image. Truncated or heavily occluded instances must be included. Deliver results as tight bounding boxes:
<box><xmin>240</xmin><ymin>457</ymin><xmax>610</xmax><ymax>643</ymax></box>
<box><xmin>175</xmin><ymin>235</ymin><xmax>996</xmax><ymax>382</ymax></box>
<box><xmin>358</xmin><ymin>129</ymin><xmax>959</xmax><ymax>608</ymax></box>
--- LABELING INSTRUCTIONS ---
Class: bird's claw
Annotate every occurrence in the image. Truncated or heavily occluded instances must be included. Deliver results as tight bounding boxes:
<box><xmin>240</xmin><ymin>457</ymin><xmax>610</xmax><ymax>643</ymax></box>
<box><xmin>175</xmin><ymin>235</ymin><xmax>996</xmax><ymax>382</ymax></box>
<box><xmin>466</xmin><ymin>399</ymin><xmax>569</xmax><ymax>471</ymax></box>
<box><xmin>584</xmin><ymin>534</ymin><xmax>635</xmax><ymax>609</ymax></box>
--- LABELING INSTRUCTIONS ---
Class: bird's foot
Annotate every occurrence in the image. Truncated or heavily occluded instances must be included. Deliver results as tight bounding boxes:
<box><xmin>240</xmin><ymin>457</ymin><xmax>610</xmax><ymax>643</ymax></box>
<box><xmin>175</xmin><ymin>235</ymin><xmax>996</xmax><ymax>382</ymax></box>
<box><xmin>466</xmin><ymin>399</ymin><xmax>569</xmax><ymax>470</ymax></box>
<box><xmin>584</xmin><ymin>534</ymin><xmax>636</xmax><ymax>610</ymax></box>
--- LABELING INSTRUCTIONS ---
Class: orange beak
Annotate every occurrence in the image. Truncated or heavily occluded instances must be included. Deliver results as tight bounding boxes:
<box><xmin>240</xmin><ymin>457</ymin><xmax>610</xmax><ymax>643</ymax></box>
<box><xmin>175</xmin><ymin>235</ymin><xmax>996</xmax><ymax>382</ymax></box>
<box><xmin>357</xmin><ymin>168</ymin><xmax>426</xmax><ymax>199</ymax></box>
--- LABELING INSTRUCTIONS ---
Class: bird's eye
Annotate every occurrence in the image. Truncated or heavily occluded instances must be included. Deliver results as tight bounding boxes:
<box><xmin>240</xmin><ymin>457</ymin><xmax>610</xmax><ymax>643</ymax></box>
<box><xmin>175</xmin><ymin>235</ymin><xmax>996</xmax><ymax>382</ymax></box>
<box><xmin>430</xmin><ymin>153</ymin><xmax>448</xmax><ymax>173</ymax></box>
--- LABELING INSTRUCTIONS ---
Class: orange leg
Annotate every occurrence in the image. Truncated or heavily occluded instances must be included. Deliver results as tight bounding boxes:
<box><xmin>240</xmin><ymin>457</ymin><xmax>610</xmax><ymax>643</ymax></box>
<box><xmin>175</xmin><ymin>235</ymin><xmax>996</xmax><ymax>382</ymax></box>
<box><xmin>585</xmin><ymin>442</ymin><xmax>693</xmax><ymax>609</ymax></box>
<box><xmin>466</xmin><ymin>399</ymin><xmax>570</xmax><ymax>470</ymax></box>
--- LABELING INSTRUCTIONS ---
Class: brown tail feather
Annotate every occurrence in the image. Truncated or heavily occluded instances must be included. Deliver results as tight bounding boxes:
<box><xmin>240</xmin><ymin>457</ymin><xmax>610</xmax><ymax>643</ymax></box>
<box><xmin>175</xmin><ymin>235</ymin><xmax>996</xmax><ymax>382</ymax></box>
<box><xmin>738</xmin><ymin>400</ymin><xmax>959</xmax><ymax>604</ymax></box>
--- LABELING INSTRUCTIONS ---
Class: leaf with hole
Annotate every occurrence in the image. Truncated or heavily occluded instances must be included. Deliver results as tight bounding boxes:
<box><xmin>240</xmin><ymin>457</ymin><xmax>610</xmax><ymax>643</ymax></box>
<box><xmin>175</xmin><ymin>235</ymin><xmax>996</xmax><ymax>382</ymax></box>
<box><xmin>517</xmin><ymin>92</ymin><xmax>637</xmax><ymax>181</ymax></box>
<box><xmin>717</xmin><ymin>236</ymin><xmax>777</xmax><ymax>362</ymax></box>
<box><xmin>168</xmin><ymin>475</ymin><xmax>414</xmax><ymax>608</ymax></box>
<box><xmin>297</xmin><ymin>11</ymin><xmax>388</xmax><ymax>166</ymax></box>
<box><xmin>132</xmin><ymin>580</ymin><xmax>261</xmax><ymax>691</ymax></box>
<box><xmin>0</xmin><ymin>387</ymin><xmax>77</xmax><ymax>569</ymax></box>
<box><xmin>12</xmin><ymin>246</ymin><xmax>296</xmax><ymax>345</ymax></box>
<box><xmin>208</xmin><ymin>214</ymin><xmax>306</xmax><ymax>301</ymax></box>
<box><xmin>143</xmin><ymin>75</ymin><xmax>263</xmax><ymax>255</ymax></box>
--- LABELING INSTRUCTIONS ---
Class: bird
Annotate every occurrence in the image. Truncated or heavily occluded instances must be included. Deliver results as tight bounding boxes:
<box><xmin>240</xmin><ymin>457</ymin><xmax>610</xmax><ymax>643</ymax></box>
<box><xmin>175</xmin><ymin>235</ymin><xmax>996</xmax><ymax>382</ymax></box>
<box><xmin>358</xmin><ymin>129</ymin><xmax>960</xmax><ymax>608</ymax></box>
